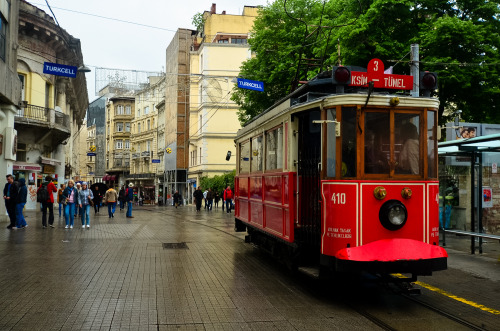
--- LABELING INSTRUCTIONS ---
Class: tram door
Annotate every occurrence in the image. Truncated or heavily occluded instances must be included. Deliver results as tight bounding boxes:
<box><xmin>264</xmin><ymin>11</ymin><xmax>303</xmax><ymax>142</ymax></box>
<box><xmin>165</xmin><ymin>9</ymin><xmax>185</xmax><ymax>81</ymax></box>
<box><xmin>296</xmin><ymin>110</ymin><xmax>322</xmax><ymax>250</ymax></box>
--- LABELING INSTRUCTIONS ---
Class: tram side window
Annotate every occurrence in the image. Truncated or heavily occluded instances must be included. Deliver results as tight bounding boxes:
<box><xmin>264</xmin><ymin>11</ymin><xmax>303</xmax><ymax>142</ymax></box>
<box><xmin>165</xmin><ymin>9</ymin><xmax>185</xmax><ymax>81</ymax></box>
<box><xmin>365</xmin><ymin>112</ymin><xmax>390</xmax><ymax>174</ymax></box>
<box><xmin>395</xmin><ymin>113</ymin><xmax>421</xmax><ymax>175</ymax></box>
<box><xmin>427</xmin><ymin>111</ymin><xmax>436</xmax><ymax>178</ymax></box>
<box><xmin>265</xmin><ymin>126</ymin><xmax>283</xmax><ymax>171</ymax></box>
<box><xmin>251</xmin><ymin>135</ymin><xmax>263</xmax><ymax>172</ymax></box>
<box><xmin>341</xmin><ymin>108</ymin><xmax>357</xmax><ymax>177</ymax></box>
<box><xmin>239</xmin><ymin>141</ymin><xmax>250</xmax><ymax>174</ymax></box>
<box><xmin>327</xmin><ymin>109</ymin><xmax>336</xmax><ymax>177</ymax></box>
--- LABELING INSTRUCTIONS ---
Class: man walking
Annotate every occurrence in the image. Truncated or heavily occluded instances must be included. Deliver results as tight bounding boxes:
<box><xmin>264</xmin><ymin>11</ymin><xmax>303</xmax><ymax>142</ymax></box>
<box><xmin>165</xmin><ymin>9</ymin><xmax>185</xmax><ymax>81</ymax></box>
<box><xmin>193</xmin><ymin>187</ymin><xmax>203</xmax><ymax>212</ymax></box>
<box><xmin>206</xmin><ymin>188</ymin><xmax>213</xmax><ymax>211</ymax></box>
<box><xmin>38</xmin><ymin>176</ymin><xmax>57</xmax><ymax>228</ymax></box>
<box><xmin>173</xmin><ymin>190</ymin><xmax>181</xmax><ymax>208</ymax></box>
<box><xmin>118</xmin><ymin>186</ymin><xmax>126</xmax><ymax>210</ymax></box>
<box><xmin>105</xmin><ymin>186</ymin><xmax>118</xmax><ymax>218</ymax></box>
<box><xmin>3</xmin><ymin>174</ymin><xmax>18</xmax><ymax>229</ymax></box>
<box><xmin>126</xmin><ymin>183</ymin><xmax>134</xmax><ymax>218</ymax></box>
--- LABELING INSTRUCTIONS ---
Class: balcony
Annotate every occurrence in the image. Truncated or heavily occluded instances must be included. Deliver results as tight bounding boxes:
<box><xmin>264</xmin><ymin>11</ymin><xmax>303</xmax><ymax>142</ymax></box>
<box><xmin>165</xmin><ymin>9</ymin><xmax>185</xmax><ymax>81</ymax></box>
<box><xmin>15</xmin><ymin>104</ymin><xmax>71</xmax><ymax>145</ymax></box>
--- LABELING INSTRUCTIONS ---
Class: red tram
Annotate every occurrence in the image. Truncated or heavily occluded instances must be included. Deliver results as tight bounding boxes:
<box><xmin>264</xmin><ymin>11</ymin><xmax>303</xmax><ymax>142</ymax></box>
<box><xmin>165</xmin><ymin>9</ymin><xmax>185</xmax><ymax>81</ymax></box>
<box><xmin>234</xmin><ymin>59</ymin><xmax>447</xmax><ymax>278</ymax></box>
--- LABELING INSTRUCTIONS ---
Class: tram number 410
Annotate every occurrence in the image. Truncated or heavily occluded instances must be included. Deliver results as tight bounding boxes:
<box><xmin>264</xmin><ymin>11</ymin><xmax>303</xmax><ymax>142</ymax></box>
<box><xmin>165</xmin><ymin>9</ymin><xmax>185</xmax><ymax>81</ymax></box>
<box><xmin>331</xmin><ymin>193</ymin><xmax>346</xmax><ymax>204</ymax></box>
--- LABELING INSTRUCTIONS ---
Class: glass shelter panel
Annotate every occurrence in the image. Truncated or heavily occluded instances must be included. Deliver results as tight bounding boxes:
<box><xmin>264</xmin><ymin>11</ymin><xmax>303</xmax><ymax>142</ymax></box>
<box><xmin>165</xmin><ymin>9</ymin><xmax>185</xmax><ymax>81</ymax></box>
<box><xmin>364</xmin><ymin>112</ymin><xmax>390</xmax><ymax>174</ymax></box>
<box><xmin>395</xmin><ymin>113</ymin><xmax>421</xmax><ymax>175</ymax></box>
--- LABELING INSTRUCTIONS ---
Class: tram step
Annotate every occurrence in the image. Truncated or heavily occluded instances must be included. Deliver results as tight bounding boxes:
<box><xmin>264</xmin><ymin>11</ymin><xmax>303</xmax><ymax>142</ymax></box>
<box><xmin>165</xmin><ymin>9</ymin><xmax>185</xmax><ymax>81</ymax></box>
<box><xmin>298</xmin><ymin>266</ymin><xmax>320</xmax><ymax>279</ymax></box>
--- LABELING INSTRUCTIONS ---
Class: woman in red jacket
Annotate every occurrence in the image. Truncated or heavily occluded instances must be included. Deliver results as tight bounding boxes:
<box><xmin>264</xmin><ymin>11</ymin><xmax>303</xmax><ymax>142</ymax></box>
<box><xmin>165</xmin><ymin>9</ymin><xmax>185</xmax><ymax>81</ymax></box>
<box><xmin>223</xmin><ymin>186</ymin><xmax>233</xmax><ymax>213</ymax></box>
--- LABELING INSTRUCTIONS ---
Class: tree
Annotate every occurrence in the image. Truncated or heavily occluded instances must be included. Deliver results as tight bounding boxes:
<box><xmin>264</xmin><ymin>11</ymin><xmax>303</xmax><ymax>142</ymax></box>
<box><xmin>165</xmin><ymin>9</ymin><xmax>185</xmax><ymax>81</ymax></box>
<box><xmin>233</xmin><ymin>0</ymin><xmax>500</xmax><ymax>125</ymax></box>
<box><xmin>199</xmin><ymin>170</ymin><xmax>236</xmax><ymax>195</ymax></box>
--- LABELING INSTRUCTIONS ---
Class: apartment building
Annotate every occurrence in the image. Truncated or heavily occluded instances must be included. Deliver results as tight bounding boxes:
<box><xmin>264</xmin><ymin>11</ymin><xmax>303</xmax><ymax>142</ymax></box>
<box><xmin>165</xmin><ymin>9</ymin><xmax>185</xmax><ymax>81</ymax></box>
<box><xmin>129</xmin><ymin>76</ymin><xmax>165</xmax><ymax>203</ymax></box>
<box><xmin>187</xmin><ymin>4</ymin><xmax>258</xmax><ymax>200</ymax></box>
<box><xmin>105</xmin><ymin>96</ymin><xmax>134</xmax><ymax>188</ymax></box>
<box><xmin>14</xmin><ymin>1</ymin><xmax>88</xmax><ymax>210</ymax></box>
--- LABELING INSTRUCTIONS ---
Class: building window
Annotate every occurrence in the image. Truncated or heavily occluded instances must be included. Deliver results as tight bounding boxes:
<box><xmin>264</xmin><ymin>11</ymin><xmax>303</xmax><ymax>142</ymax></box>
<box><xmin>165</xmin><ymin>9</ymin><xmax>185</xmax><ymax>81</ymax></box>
<box><xmin>218</xmin><ymin>39</ymin><xmax>229</xmax><ymax>43</ymax></box>
<box><xmin>147</xmin><ymin>119</ymin><xmax>150</xmax><ymax>130</ymax></box>
<box><xmin>147</xmin><ymin>140</ymin><xmax>151</xmax><ymax>151</ymax></box>
<box><xmin>43</xmin><ymin>146</ymin><xmax>51</xmax><ymax>158</ymax></box>
<box><xmin>137</xmin><ymin>108</ymin><xmax>141</xmax><ymax>117</ymax></box>
<box><xmin>144</xmin><ymin>106</ymin><xmax>149</xmax><ymax>115</ymax></box>
<box><xmin>124</xmin><ymin>140</ymin><xmax>130</xmax><ymax>149</ymax></box>
<box><xmin>16</xmin><ymin>143</ymin><xmax>27</xmax><ymax>162</ymax></box>
<box><xmin>199</xmin><ymin>115</ymin><xmax>202</xmax><ymax>133</ymax></box>
<box><xmin>0</xmin><ymin>14</ymin><xmax>6</xmax><ymax>61</ymax></box>
<box><xmin>125</xmin><ymin>122</ymin><xmax>131</xmax><ymax>132</ymax></box>
<box><xmin>199</xmin><ymin>147</ymin><xmax>202</xmax><ymax>164</ymax></box>
<box><xmin>231</xmin><ymin>38</ymin><xmax>247</xmax><ymax>44</ymax></box>
<box><xmin>18</xmin><ymin>74</ymin><xmax>26</xmax><ymax>101</ymax></box>
<box><xmin>116</xmin><ymin>105</ymin><xmax>124</xmax><ymax>115</ymax></box>
<box><xmin>116</xmin><ymin>122</ymin><xmax>123</xmax><ymax>132</ymax></box>
<box><xmin>125</xmin><ymin>105</ymin><xmax>131</xmax><ymax>114</ymax></box>
<box><xmin>138</xmin><ymin>122</ymin><xmax>141</xmax><ymax>133</ymax></box>
<box><xmin>116</xmin><ymin>140</ymin><xmax>123</xmax><ymax>149</ymax></box>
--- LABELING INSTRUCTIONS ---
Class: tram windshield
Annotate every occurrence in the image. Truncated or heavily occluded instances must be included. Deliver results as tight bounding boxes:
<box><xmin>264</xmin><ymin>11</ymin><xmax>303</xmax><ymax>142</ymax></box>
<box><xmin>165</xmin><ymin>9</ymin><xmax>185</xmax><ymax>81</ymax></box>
<box><xmin>355</xmin><ymin>109</ymin><xmax>437</xmax><ymax>178</ymax></box>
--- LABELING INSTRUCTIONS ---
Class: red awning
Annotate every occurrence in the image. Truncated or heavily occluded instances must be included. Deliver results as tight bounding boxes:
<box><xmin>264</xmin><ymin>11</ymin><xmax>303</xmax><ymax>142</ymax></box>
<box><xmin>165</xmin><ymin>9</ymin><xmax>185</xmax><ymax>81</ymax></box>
<box><xmin>110</xmin><ymin>175</ymin><xmax>116</xmax><ymax>181</ymax></box>
<box><xmin>102</xmin><ymin>175</ymin><xmax>109</xmax><ymax>181</ymax></box>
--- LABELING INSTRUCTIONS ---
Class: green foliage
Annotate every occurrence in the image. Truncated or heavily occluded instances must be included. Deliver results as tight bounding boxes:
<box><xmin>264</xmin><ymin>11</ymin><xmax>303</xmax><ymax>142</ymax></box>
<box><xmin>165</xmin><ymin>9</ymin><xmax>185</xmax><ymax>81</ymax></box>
<box><xmin>199</xmin><ymin>170</ymin><xmax>236</xmax><ymax>195</ymax></box>
<box><xmin>192</xmin><ymin>12</ymin><xmax>205</xmax><ymax>34</ymax></box>
<box><xmin>233</xmin><ymin>0</ymin><xmax>500</xmax><ymax>125</ymax></box>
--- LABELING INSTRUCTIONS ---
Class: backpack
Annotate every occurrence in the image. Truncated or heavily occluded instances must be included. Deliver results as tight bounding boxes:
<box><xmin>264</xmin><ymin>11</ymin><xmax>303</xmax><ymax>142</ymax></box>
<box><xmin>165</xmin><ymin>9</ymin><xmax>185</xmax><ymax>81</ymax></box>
<box><xmin>37</xmin><ymin>184</ymin><xmax>49</xmax><ymax>203</ymax></box>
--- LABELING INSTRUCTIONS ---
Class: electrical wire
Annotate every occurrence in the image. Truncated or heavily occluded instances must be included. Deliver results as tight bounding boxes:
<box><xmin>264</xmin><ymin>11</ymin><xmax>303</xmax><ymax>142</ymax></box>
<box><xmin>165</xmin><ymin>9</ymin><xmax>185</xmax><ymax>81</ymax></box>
<box><xmin>31</xmin><ymin>1</ymin><xmax>178</xmax><ymax>32</ymax></box>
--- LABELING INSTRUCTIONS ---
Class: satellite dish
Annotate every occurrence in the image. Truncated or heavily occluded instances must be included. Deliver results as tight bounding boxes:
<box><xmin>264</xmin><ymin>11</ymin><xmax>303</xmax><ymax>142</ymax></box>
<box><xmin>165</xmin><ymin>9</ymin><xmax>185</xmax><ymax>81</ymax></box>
<box><xmin>204</xmin><ymin>78</ymin><xmax>222</xmax><ymax>102</ymax></box>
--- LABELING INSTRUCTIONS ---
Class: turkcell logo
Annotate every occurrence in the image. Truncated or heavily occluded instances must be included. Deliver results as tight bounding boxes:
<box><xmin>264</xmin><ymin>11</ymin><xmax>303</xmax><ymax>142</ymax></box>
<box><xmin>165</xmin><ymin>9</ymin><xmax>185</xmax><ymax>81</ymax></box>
<box><xmin>43</xmin><ymin>62</ymin><xmax>78</xmax><ymax>78</ymax></box>
<box><xmin>237</xmin><ymin>78</ymin><xmax>264</xmax><ymax>92</ymax></box>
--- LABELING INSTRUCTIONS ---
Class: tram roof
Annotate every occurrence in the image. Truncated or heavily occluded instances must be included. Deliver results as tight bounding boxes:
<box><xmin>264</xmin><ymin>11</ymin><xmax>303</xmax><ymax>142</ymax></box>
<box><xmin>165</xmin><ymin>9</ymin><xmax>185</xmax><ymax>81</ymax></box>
<box><xmin>438</xmin><ymin>133</ymin><xmax>500</xmax><ymax>155</ymax></box>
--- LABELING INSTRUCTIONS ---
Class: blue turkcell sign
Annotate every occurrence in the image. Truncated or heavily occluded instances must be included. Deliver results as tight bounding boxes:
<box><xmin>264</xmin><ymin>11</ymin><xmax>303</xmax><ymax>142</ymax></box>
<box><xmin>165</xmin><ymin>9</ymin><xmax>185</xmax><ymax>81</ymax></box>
<box><xmin>152</xmin><ymin>159</ymin><xmax>161</xmax><ymax>163</ymax></box>
<box><xmin>237</xmin><ymin>78</ymin><xmax>264</xmax><ymax>92</ymax></box>
<box><xmin>43</xmin><ymin>62</ymin><xmax>78</xmax><ymax>78</ymax></box>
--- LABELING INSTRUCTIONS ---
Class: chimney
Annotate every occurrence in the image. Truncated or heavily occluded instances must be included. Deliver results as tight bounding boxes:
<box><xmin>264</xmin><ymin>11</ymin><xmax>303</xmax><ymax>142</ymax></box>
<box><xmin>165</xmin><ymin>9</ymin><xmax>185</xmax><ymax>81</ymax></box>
<box><xmin>210</xmin><ymin>3</ymin><xmax>216</xmax><ymax>14</ymax></box>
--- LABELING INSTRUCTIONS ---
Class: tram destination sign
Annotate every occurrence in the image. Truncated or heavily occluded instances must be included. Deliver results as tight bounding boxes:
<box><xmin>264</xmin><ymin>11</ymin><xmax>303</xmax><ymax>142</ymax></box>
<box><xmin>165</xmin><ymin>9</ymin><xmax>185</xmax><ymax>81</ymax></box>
<box><xmin>43</xmin><ymin>62</ymin><xmax>78</xmax><ymax>78</ymax></box>
<box><xmin>350</xmin><ymin>58</ymin><xmax>413</xmax><ymax>90</ymax></box>
<box><xmin>237</xmin><ymin>78</ymin><xmax>264</xmax><ymax>92</ymax></box>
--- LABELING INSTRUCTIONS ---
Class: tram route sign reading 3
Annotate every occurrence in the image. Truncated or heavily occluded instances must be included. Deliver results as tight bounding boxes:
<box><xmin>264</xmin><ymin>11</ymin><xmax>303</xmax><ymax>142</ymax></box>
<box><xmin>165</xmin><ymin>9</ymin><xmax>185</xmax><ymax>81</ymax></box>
<box><xmin>350</xmin><ymin>58</ymin><xmax>413</xmax><ymax>90</ymax></box>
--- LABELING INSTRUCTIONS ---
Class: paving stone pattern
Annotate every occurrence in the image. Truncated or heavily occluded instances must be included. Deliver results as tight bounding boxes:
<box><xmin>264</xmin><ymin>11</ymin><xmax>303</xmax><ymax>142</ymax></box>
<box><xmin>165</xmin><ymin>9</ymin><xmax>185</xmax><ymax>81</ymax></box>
<box><xmin>0</xmin><ymin>206</ymin><xmax>374</xmax><ymax>330</ymax></box>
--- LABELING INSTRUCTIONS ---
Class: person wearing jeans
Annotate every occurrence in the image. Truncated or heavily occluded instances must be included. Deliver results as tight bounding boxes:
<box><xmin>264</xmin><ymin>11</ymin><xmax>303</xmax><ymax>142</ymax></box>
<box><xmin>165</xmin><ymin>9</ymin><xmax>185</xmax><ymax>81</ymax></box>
<box><xmin>223</xmin><ymin>186</ymin><xmax>233</xmax><ymax>213</ymax></box>
<box><xmin>126</xmin><ymin>183</ymin><xmax>134</xmax><ymax>218</ymax></box>
<box><xmin>105</xmin><ymin>186</ymin><xmax>118</xmax><ymax>218</ymax></box>
<box><xmin>57</xmin><ymin>184</ymin><xmax>65</xmax><ymax>217</ymax></box>
<box><xmin>62</xmin><ymin>180</ymin><xmax>78</xmax><ymax>229</ymax></box>
<box><xmin>15</xmin><ymin>178</ymin><xmax>28</xmax><ymax>228</ymax></box>
<box><xmin>38</xmin><ymin>176</ymin><xmax>57</xmax><ymax>228</ymax></box>
<box><xmin>78</xmin><ymin>182</ymin><xmax>94</xmax><ymax>228</ymax></box>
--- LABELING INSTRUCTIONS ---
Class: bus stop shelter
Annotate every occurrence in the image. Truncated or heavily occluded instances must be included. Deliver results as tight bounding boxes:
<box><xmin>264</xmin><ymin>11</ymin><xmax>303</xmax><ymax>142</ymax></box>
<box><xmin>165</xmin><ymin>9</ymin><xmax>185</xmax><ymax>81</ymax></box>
<box><xmin>438</xmin><ymin>134</ymin><xmax>500</xmax><ymax>254</ymax></box>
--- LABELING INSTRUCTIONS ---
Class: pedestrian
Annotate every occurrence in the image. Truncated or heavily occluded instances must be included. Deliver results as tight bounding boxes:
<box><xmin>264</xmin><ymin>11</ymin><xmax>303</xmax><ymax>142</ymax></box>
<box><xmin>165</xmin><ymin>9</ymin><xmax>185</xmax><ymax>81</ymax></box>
<box><xmin>15</xmin><ymin>178</ymin><xmax>28</xmax><ymax>229</ymax></box>
<box><xmin>126</xmin><ymin>183</ymin><xmax>134</xmax><ymax>218</ymax></box>
<box><xmin>118</xmin><ymin>186</ymin><xmax>126</xmax><ymax>210</ymax></box>
<box><xmin>173</xmin><ymin>190</ymin><xmax>181</xmax><ymax>208</ymax></box>
<box><xmin>78</xmin><ymin>182</ymin><xmax>94</xmax><ymax>228</ymax></box>
<box><xmin>221</xmin><ymin>190</ymin><xmax>225</xmax><ymax>212</ymax></box>
<box><xmin>93</xmin><ymin>186</ymin><xmax>102</xmax><ymax>214</ymax></box>
<box><xmin>223</xmin><ymin>185</ymin><xmax>233</xmax><ymax>213</ymax></box>
<box><xmin>75</xmin><ymin>182</ymin><xmax>82</xmax><ymax>217</ymax></box>
<box><xmin>37</xmin><ymin>175</ymin><xmax>57</xmax><ymax>228</ymax></box>
<box><xmin>203</xmin><ymin>189</ymin><xmax>208</xmax><ymax>209</ymax></box>
<box><xmin>193</xmin><ymin>187</ymin><xmax>203</xmax><ymax>212</ymax></box>
<box><xmin>206</xmin><ymin>188</ymin><xmax>213</xmax><ymax>211</ymax></box>
<box><xmin>3</xmin><ymin>174</ymin><xmax>18</xmax><ymax>229</ymax></box>
<box><xmin>57</xmin><ymin>183</ymin><xmax>65</xmax><ymax>217</ymax></box>
<box><xmin>62</xmin><ymin>180</ymin><xmax>78</xmax><ymax>229</ymax></box>
<box><xmin>105</xmin><ymin>186</ymin><xmax>118</xmax><ymax>218</ymax></box>
<box><xmin>214</xmin><ymin>192</ymin><xmax>220</xmax><ymax>209</ymax></box>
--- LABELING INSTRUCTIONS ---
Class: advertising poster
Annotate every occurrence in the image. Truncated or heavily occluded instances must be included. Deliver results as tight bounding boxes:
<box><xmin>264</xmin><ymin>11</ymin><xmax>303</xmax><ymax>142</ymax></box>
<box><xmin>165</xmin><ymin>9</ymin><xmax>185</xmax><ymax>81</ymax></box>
<box><xmin>483</xmin><ymin>187</ymin><xmax>493</xmax><ymax>208</ymax></box>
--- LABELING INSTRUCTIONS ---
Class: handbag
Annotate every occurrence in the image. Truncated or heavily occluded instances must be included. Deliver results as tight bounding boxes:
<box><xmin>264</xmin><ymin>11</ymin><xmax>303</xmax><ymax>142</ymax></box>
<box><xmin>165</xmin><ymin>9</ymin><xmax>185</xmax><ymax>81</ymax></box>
<box><xmin>88</xmin><ymin>195</ymin><xmax>94</xmax><ymax>207</ymax></box>
<box><xmin>62</xmin><ymin>198</ymin><xmax>67</xmax><ymax>206</ymax></box>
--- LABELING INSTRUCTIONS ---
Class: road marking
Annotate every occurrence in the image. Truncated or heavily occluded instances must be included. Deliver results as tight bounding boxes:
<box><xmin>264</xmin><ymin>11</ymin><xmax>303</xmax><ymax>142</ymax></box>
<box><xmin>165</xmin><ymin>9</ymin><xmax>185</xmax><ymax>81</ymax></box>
<box><xmin>394</xmin><ymin>274</ymin><xmax>500</xmax><ymax>315</ymax></box>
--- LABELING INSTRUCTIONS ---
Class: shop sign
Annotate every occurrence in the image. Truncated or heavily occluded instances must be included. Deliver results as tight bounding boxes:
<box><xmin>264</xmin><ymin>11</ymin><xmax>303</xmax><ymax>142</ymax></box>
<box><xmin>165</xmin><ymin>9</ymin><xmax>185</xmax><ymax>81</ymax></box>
<box><xmin>43</xmin><ymin>165</ymin><xmax>56</xmax><ymax>173</ymax></box>
<box><xmin>13</xmin><ymin>164</ymin><xmax>42</xmax><ymax>171</ymax></box>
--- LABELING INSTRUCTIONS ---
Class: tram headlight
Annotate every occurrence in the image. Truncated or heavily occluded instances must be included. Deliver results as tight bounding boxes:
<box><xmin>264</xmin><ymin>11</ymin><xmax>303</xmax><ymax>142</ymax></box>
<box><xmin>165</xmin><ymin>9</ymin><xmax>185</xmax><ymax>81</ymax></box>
<box><xmin>379</xmin><ymin>200</ymin><xmax>408</xmax><ymax>231</ymax></box>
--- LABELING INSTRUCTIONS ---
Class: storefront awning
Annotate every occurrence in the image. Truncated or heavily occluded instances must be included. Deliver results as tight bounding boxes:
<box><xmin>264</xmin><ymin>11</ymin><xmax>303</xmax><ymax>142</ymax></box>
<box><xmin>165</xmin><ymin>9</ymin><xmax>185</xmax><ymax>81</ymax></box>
<box><xmin>110</xmin><ymin>175</ymin><xmax>116</xmax><ymax>180</ymax></box>
<box><xmin>40</xmin><ymin>157</ymin><xmax>62</xmax><ymax>166</ymax></box>
<box><xmin>102</xmin><ymin>175</ymin><xmax>109</xmax><ymax>181</ymax></box>
<box><xmin>13</xmin><ymin>162</ymin><xmax>42</xmax><ymax>172</ymax></box>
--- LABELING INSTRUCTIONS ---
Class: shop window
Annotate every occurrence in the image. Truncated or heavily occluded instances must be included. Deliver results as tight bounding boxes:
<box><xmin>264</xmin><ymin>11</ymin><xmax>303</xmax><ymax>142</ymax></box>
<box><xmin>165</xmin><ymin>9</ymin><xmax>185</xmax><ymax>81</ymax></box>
<box><xmin>239</xmin><ymin>141</ymin><xmax>250</xmax><ymax>173</ymax></box>
<box><xmin>265</xmin><ymin>126</ymin><xmax>283</xmax><ymax>170</ymax></box>
<box><xmin>251</xmin><ymin>135</ymin><xmax>263</xmax><ymax>172</ymax></box>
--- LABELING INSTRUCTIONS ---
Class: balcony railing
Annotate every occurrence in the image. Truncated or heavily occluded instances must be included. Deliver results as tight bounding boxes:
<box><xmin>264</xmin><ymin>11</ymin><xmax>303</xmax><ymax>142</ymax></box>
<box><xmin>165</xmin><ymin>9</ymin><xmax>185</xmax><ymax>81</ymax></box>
<box><xmin>16</xmin><ymin>104</ymin><xmax>70</xmax><ymax>127</ymax></box>
<box><xmin>16</xmin><ymin>104</ymin><xmax>48</xmax><ymax>121</ymax></box>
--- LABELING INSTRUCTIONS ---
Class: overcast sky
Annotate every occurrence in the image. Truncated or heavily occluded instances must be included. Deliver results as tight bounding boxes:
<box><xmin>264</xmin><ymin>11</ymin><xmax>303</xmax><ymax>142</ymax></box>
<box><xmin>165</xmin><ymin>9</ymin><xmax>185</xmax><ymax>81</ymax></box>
<box><xmin>27</xmin><ymin>0</ymin><xmax>269</xmax><ymax>101</ymax></box>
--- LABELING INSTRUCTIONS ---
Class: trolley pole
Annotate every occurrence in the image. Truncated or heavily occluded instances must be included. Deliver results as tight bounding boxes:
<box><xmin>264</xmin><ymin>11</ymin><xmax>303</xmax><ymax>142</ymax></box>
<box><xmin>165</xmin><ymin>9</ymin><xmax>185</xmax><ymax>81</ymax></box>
<box><xmin>410</xmin><ymin>44</ymin><xmax>419</xmax><ymax>97</ymax></box>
